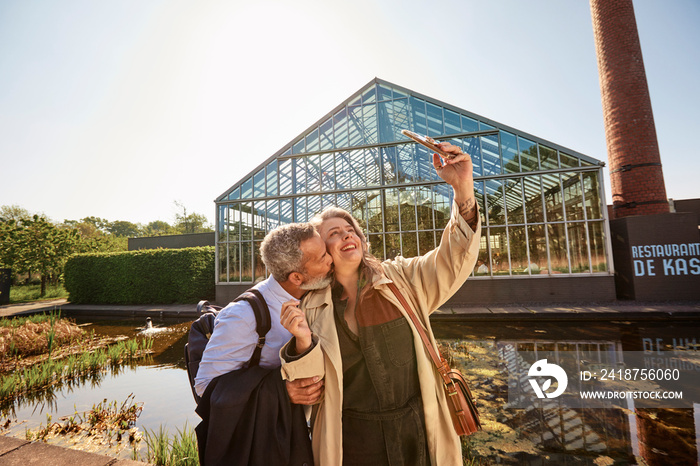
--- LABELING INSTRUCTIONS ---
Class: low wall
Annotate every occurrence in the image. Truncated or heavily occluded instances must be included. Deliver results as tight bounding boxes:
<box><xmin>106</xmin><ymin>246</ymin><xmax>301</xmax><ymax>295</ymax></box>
<box><xmin>128</xmin><ymin>233</ymin><xmax>215</xmax><ymax>251</ymax></box>
<box><xmin>446</xmin><ymin>275</ymin><xmax>616</xmax><ymax>306</ymax></box>
<box><xmin>216</xmin><ymin>274</ymin><xmax>617</xmax><ymax>307</ymax></box>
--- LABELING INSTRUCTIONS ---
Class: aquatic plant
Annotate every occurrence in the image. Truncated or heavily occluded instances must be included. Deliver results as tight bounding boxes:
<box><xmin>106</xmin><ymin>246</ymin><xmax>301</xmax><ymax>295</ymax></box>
<box><xmin>46</xmin><ymin>311</ymin><xmax>58</xmax><ymax>357</ymax></box>
<box><xmin>0</xmin><ymin>337</ymin><xmax>154</xmax><ymax>401</ymax></box>
<box><xmin>169</xmin><ymin>425</ymin><xmax>199</xmax><ymax>466</ymax></box>
<box><xmin>142</xmin><ymin>423</ymin><xmax>199</xmax><ymax>466</ymax></box>
<box><xmin>23</xmin><ymin>394</ymin><xmax>143</xmax><ymax>446</ymax></box>
<box><xmin>0</xmin><ymin>312</ymin><xmax>54</xmax><ymax>329</ymax></box>
<box><xmin>86</xmin><ymin>394</ymin><xmax>143</xmax><ymax>433</ymax></box>
<box><xmin>143</xmin><ymin>425</ymin><xmax>170</xmax><ymax>465</ymax></box>
<box><xmin>0</xmin><ymin>311</ymin><xmax>83</xmax><ymax>360</ymax></box>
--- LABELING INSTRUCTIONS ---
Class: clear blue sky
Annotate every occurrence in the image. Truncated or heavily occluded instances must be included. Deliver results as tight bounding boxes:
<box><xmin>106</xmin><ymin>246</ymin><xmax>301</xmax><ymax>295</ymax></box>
<box><xmin>1</xmin><ymin>0</ymin><xmax>698</xmax><ymax>226</ymax></box>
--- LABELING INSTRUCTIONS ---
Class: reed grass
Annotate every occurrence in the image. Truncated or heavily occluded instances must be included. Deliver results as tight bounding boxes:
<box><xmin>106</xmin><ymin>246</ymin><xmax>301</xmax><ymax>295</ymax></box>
<box><xmin>24</xmin><ymin>394</ymin><xmax>143</xmax><ymax>444</ymax></box>
<box><xmin>0</xmin><ymin>311</ymin><xmax>83</xmax><ymax>359</ymax></box>
<box><xmin>0</xmin><ymin>337</ymin><xmax>154</xmax><ymax>400</ymax></box>
<box><xmin>86</xmin><ymin>394</ymin><xmax>143</xmax><ymax>432</ymax></box>
<box><xmin>169</xmin><ymin>425</ymin><xmax>199</xmax><ymax>466</ymax></box>
<box><xmin>142</xmin><ymin>423</ymin><xmax>199</xmax><ymax>466</ymax></box>
<box><xmin>0</xmin><ymin>312</ymin><xmax>54</xmax><ymax>328</ymax></box>
<box><xmin>144</xmin><ymin>425</ymin><xmax>171</xmax><ymax>465</ymax></box>
<box><xmin>46</xmin><ymin>310</ymin><xmax>59</xmax><ymax>357</ymax></box>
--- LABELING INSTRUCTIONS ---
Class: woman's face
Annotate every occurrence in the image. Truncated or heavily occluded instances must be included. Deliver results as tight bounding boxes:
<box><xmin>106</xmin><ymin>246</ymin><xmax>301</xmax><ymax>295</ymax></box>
<box><xmin>318</xmin><ymin>216</ymin><xmax>363</xmax><ymax>270</ymax></box>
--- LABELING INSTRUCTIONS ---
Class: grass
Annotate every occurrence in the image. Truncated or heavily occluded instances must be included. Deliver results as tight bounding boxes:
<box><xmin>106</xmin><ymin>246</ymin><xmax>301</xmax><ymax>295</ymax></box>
<box><xmin>1</xmin><ymin>312</ymin><xmax>154</xmax><ymax>408</ymax></box>
<box><xmin>8</xmin><ymin>284</ymin><xmax>68</xmax><ymax>304</ymax></box>
<box><xmin>0</xmin><ymin>311</ymin><xmax>60</xmax><ymax>328</ymax></box>
<box><xmin>141</xmin><ymin>424</ymin><xmax>199</xmax><ymax>466</ymax></box>
<box><xmin>29</xmin><ymin>417</ymin><xmax>201</xmax><ymax>465</ymax></box>
<box><xmin>0</xmin><ymin>311</ymin><xmax>84</xmax><ymax>359</ymax></box>
<box><xmin>0</xmin><ymin>337</ymin><xmax>154</xmax><ymax>401</ymax></box>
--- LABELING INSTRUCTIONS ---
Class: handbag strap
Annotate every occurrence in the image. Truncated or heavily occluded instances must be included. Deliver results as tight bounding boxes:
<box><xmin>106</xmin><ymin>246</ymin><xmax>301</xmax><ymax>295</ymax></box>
<box><xmin>387</xmin><ymin>282</ymin><xmax>452</xmax><ymax>386</ymax></box>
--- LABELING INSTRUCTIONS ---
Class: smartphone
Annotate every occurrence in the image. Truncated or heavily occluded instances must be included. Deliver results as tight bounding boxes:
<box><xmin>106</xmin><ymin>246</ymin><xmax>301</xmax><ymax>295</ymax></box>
<box><xmin>401</xmin><ymin>129</ymin><xmax>456</xmax><ymax>160</ymax></box>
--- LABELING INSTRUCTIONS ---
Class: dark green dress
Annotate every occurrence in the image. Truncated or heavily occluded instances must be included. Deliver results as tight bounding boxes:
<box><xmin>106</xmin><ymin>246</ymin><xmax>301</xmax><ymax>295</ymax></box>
<box><xmin>332</xmin><ymin>284</ymin><xmax>430</xmax><ymax>466</ymax></box>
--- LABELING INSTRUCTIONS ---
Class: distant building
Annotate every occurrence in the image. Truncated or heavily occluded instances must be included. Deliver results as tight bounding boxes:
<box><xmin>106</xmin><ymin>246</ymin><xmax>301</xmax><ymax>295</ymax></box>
<box><xmin>214</xmin><ymin>78</ymin><xmax>616</xmax><ymax>304</ymax></box>
<box><xmin>127</xmin><ymin>232</ymin><xmax>214</xmax><ymax>251</ymax></box>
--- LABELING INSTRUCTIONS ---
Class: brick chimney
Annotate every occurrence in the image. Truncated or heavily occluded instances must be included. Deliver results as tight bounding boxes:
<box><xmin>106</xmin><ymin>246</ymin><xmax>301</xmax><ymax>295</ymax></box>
<box><xmin>590</xmin><ymin>0</ymin><xmax>668</xmax><ymax>218</ymax></box>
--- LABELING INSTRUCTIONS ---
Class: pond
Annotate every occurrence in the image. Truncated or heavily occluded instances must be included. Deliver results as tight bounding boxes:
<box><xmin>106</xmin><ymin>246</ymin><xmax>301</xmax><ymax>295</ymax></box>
<box><xmin>432</xmin><ymin>318</ymin><xmax>700</xmax><ymax>465</ymax></box>
<box><xmin>2</xmin><ymin>315</ymin><xmax>699</xmax><ymax>464</ymax></box>
<box><xmin>0</xmin><ymin>316</ymin><xmax>198</xmax><ymax>459</ymax></box>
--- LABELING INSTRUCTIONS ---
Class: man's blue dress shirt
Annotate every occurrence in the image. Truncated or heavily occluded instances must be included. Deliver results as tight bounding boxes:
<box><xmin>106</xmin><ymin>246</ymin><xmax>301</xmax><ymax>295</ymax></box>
<box><xmin>194</xmin><ymin>275</ymin><xmax>294</xmax><ymax>396</ymax></box>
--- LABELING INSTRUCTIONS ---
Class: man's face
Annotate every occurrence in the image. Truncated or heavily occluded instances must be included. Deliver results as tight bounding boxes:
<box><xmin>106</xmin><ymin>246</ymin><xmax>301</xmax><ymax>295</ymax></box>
<box><xmin>298</xmin><ymin>232</ymin><xmax>333</xmax><ymax>290</ymax></box>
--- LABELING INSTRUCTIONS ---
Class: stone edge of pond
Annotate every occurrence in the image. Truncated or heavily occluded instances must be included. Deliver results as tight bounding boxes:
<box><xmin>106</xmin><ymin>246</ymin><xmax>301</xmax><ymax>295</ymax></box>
<box><xmin>434</xmin><ymin>301</ymin><xmax>700</xmax><ymax>321</ymax></box>
<box><xmin>0</xmin><ymin>434</ymin><xmax>151</xmax><ymax>466</ymax></box>
<box><xmin>3</xmin><ymin>300</ymin><xmax>700</xmax><ymax>322</ymax></box>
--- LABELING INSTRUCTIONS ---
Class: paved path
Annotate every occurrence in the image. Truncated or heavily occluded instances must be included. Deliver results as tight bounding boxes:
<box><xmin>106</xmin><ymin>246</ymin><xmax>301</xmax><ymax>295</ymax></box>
<box><xmin>0</xmin><ymin>298</ymin><xmax>68</xmax><ymax>318</ymax></box>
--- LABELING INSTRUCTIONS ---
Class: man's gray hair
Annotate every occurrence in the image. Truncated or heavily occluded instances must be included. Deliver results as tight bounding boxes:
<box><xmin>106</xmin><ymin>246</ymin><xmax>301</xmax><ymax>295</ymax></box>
<box><xmin>260</xmin><ymin>222</ymin><xmax>316</xmax><ymax>282</ymax></box>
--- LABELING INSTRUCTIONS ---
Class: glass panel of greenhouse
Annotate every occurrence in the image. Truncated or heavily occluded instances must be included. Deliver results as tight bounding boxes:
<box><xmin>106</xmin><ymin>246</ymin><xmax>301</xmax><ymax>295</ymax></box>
<box><xmin>215</xmin><ymin>78</ymin><xmax>609</xmax><ymax>283</ymax></box>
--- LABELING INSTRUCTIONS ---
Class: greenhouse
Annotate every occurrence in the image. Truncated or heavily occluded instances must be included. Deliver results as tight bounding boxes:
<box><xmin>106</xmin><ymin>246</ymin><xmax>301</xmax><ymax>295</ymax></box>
<box><xmin>215</xmin><ymin>78</ymin><xmax>615</xmax><ymax>304</ymax></box>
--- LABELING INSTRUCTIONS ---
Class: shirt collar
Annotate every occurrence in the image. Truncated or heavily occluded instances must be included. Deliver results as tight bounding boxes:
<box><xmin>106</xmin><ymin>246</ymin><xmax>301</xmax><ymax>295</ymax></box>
<box><xmin>257</xmin><ymin>275</ymin><xmax>296</xmax><ymax>307</ymax></box>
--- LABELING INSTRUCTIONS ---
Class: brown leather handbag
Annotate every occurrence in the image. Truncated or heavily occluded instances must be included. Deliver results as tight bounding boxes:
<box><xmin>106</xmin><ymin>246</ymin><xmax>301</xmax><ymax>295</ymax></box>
<box><xmin>388</xmin><ymin>282</ymin><xmax>481</xmax><ymax>436</ymax></box>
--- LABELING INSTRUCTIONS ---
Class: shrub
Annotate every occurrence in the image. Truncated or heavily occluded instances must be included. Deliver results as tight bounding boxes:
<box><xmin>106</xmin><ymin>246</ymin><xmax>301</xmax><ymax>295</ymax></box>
<box><xmin>64</xmin><ymin>247</ymin><xmax>214</xmax><ymax>304</ymax></box>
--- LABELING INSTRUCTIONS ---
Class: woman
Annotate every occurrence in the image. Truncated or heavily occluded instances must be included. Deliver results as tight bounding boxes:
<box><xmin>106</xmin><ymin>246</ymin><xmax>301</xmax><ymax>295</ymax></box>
<box><xmin>280</xmin><ymin>142</ymin><xmax>481</xmax><ymax>465</ymax></box>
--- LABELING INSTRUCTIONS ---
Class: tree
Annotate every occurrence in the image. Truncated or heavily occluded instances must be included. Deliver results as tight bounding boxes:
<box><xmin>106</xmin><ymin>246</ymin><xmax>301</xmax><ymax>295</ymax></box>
<box><xmin>0</xmin><ymin>219</ymin><xmax>21</xmax><ymax>272</ymax></box>
<box><xmin>0</xmin><ymin>205</ymin><xmax>32</xmax><ymax>223</ymax></box>
<box><xmin>1</xmin><ymin>202</ymin><xmax>215</xmax><ymax>299</ymax></box>
<box><xmin>60</xmin><ymin>219</ymin><xmax>128</xmax><ymax>253</ymax></box>
<box><xmin>14</xmin><ymin>215</ymin><xmax>81</xmax><ymax>296</ymax></box>
<box><xmin>106</xmin><ymin>220</ymin><xmax>142</xmax><ymax>238</ymax></box>
<box><xmin>79</xmin><ymin>216</ymin><xmax>109</xmax><ymax>233</ymax></box>
<box><xmin>174</xmin><ymin>213</ymin><xmax>212</xmax><ymax>234</ymax></box>
<box><xmin>174</xmin><ymin>201</ymin><xmax>213</xmax><ymax>234</ymax></box>
<box><xmin>1</xmin><ymin>207</ymin><xmax>123</xmax><ymax>296</ymax></box>
<box><xmin>63</xmin><ymin>219</ymin><xmax>100</xmax><ymax>238</ymax></box>
<box><xmin>143</xmin><ymin>220</ymin><xmax>176</xmax><ymax>236</ymax></box>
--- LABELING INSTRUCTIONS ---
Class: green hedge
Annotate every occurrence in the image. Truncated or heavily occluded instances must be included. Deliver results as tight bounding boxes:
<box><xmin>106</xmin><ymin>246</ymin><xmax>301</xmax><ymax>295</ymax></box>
<box><xmin>64</xmin><ymin>247</ymin><xmax>215</xmax><ymax>304</ymax></box>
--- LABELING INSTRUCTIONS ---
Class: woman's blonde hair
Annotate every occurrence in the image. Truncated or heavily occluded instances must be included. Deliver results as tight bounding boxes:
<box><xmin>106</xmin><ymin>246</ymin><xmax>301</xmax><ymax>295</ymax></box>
<box><xmin>310</xmin><ymin>207</ymin><xmax>383</xmax><ymax>299</ymax></box>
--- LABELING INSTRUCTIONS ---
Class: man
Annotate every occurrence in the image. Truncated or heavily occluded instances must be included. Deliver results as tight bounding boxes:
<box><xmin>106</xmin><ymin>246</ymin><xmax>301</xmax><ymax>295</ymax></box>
<box><xmin>194</xmin><ymin>222</ymin><xmax>331</xmax><ymax>465</ymax></box>
<box><xmin>195</xmin><ymin>222</ymin><xmax>331</xmax><ymax>396</ymax></box>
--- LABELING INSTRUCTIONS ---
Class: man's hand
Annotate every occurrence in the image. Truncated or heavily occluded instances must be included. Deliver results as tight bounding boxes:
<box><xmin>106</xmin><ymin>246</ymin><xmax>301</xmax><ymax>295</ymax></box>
<box><xmin>280</xmin><ymin>300</ymin><xmax>312</xmax><ymax>354</ymax></box>
<box><xmin>286</xmin><ymin>376</ymin><xmax>324</xmax><ymax>405</ymax></box>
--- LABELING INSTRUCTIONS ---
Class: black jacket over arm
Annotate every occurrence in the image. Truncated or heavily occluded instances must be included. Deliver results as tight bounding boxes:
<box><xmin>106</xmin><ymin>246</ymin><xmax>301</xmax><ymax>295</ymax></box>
<box><xmin>195</xmin><ymin>365</ymin><xmax>313</xmax><ymax>466</ymax></box>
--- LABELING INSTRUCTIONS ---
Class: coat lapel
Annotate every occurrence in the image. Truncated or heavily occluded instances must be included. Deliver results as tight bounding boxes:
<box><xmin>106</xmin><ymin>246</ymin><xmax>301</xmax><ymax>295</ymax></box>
<box><xmin>304</xmin><ymin>287</ymin><xmax>343</xmax><ymax>379</ymax></box>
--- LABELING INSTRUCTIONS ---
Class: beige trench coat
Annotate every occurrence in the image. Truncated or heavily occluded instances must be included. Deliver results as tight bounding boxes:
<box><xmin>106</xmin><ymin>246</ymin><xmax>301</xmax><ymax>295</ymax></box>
<box><xmin>281</xmin><ymin>202</ymin><xmax>481</xmax><ymax>466</ymax></box>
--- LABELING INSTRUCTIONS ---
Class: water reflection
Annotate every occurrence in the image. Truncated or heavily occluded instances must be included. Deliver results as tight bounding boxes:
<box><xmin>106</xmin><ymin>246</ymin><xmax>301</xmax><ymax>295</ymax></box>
<box><xmin>0</xmin><ymin>360</ymin><xmax>145</xmax><ymax>419</ymax></box>
<box><xmin>433</xmin><ymin>320</ymin><xmax>700</xmax><ymax>465</ymax></box>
